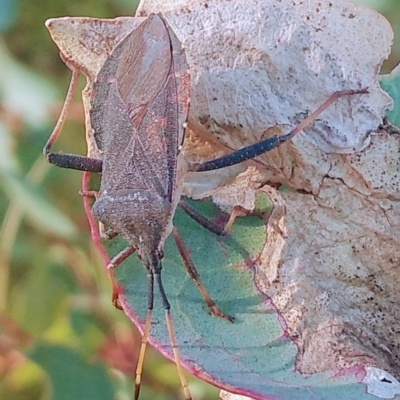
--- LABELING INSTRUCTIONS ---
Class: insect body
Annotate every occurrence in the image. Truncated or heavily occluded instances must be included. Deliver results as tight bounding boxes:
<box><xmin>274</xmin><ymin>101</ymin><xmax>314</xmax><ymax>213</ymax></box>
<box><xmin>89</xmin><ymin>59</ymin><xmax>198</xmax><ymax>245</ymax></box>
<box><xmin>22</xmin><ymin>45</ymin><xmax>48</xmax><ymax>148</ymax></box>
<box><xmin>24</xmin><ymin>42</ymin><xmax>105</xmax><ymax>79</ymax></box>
<box><xmin>89</xmin><ymin>14</ymin><xmax>193</xmax><ymax>399</ymax></box>
<box><xmin>89</xmin><ymin>12</ymin><xmax>188</xmax><ymax>298</ymax></box>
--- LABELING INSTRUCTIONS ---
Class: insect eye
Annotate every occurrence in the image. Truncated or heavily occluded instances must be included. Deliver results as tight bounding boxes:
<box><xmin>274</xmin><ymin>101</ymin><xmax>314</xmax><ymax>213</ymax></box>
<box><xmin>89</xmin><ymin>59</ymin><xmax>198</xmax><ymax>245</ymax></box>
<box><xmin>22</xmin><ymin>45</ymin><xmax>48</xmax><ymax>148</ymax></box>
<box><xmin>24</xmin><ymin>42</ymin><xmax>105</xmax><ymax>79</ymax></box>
<box><xmin>157</xmin><ymin>250</ymin><xmax>164</xmax><ymax>260</ymax></box>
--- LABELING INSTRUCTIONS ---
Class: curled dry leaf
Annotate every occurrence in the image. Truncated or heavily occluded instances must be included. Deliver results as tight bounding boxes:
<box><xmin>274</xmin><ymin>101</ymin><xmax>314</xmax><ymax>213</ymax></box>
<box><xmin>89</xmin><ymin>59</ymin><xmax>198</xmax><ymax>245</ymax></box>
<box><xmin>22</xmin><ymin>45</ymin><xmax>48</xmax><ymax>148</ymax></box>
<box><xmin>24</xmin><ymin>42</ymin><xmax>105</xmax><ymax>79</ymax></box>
<box><xmin>207</xmin><ymin>129</ymin><xmax>400</xmax><ymax>400</ymax></box>
<box><xmin>46</xmin><ymin>0</ymin><xmax>400</xmax><ymax>399</ymax></box>
<box><xmin>137</xmin><ymin>0</ymin><xmax>393</xmax><ymax>155</ymax></box>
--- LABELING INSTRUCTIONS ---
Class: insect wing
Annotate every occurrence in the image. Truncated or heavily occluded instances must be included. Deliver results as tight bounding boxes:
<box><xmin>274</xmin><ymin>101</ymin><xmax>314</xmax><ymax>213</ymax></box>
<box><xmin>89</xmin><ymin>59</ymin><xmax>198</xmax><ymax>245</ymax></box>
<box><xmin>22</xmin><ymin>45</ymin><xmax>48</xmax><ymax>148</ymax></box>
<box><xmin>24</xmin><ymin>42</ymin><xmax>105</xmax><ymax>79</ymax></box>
<box><xmin>155</xmin><ymin>15</ymin><xmax>190</xmax><ymax>202</ymax></box>
<box><xmin>90</xmin><ymin>14</ymin><xmax>189</xmax><ymax>202</ymax></box>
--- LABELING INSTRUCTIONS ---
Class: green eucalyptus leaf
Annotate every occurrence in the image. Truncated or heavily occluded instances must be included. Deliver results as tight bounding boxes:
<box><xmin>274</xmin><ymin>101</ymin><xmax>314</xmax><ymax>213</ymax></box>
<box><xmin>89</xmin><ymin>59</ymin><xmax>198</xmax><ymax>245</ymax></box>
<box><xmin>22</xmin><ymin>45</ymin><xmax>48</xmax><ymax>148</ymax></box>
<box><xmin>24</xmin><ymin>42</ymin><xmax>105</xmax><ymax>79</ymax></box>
<box><xmin>10</xmin><ymin>260</ymin><xmax>71</xmax><ymax>336</ymax></box>
<box><xmin>380</xmin><ymin>64</ymin><xmax>400</xmax><ymax>128</ymax></box>
<box><xmin>94</xmin><ymin>199</ymin><xmax>385</xmax><ymax>400</ymax></box>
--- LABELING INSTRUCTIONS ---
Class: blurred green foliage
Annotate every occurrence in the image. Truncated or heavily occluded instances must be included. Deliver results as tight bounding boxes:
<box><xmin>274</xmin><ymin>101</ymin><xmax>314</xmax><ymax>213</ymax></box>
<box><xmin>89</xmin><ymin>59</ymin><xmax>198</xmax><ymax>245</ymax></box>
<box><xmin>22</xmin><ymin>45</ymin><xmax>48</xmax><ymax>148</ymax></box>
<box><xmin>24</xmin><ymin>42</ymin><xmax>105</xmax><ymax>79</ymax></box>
<box><xmin>0</xmin><ymin>1</ymin><xmax>398</xmax><ymax>400</ymax></box>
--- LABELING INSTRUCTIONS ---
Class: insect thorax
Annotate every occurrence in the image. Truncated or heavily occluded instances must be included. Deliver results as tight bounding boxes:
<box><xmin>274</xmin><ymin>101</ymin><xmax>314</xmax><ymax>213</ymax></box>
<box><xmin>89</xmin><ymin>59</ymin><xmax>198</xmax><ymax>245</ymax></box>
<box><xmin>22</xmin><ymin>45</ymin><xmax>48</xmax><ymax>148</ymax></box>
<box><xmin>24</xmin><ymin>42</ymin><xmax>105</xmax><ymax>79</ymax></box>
<box><xmin>91</xmin><ymin>189</ymin><xmax>172</xmax><ymax>256</ymax></box>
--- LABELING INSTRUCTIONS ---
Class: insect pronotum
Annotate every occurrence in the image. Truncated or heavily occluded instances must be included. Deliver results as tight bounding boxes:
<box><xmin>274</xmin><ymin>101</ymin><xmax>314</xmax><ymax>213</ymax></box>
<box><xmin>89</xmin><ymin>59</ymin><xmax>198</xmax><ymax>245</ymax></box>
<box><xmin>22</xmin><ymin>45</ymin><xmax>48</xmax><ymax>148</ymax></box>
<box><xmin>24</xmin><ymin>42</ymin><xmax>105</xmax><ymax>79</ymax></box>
<box><xmin>44</xmin><ymin>12</ymin><xmax>368</xmax><ymax>400</ymax></box>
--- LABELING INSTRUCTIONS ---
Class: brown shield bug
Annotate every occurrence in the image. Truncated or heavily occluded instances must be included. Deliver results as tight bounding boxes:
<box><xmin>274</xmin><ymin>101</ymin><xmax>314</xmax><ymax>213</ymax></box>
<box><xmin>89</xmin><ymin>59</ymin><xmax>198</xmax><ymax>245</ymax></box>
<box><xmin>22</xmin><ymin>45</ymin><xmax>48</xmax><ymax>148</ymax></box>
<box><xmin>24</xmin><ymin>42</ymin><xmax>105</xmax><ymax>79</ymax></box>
<box><xmin>44</xmin><ymin>12</ymin><xmax>368</xmax><ymax>400</ymax></box>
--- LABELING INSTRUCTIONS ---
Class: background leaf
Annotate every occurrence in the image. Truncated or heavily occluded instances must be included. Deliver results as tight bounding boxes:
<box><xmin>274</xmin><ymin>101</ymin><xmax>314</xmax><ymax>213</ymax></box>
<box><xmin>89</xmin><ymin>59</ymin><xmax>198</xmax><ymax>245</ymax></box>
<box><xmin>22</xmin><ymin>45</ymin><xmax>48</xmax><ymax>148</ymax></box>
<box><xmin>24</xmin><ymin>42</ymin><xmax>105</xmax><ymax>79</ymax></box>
<box><xmin>0</xmin><ymin>169</ymin><xmax>77</xmax><ymax>239</ymax></box>
<box><xmin>29</xmin><ymin>343</ymin><xmax>115</xmax><ymax>400</ymax></box>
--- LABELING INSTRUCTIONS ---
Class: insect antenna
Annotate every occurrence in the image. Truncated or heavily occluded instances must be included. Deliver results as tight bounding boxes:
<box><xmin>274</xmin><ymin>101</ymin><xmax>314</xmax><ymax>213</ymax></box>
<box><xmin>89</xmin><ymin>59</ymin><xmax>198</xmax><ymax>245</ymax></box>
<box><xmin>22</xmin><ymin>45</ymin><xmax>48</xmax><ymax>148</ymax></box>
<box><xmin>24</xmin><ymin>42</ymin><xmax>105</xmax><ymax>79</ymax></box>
<box><xmin>164</xmin><ymin>309</ymin><xmax>191</xmax><ymax>400</ymax></box>
<box><xmin>134</xmin><ymin>272</ymin><xmax>154</xmax><ymax>400</ymax></box>
<box><xmin>160</xmin><ymin>283</ymin><xmax>192</xmax><ymax>400</ymax></box>
<box><xmin>134</xmin><ymin>258</ymin><xmax>192</xmax><ymax>400</ymax></box>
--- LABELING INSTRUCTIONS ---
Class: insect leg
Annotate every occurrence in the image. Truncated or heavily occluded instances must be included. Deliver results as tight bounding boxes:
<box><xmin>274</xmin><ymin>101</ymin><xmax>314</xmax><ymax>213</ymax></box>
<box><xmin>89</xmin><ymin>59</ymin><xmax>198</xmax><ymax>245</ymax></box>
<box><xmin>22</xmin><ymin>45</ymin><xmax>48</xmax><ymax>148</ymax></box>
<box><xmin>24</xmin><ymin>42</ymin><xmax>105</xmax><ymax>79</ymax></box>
<box><xmin>43</xmin><ymin>70</ymin><xmax>80</xmax><ymax>156</ymax></box>
<box><xmin>43</xmin><ymin>69</ymin><xmax>102</xmax><ymax>174</ymax></box>
<box><xmin>107</xmin><ymin>246</ymin><xmax>137</xmax><ymax>309</ymax></box>
<box><xmin>180</xmin><ymin>197</ymin><xmax>252</xmax><ymax>236</ymax></box>
<box><xmin>190</xmin><ymin>89</ymin><xmax>368</xmax><ymax>172</ymax></box>
<box><xmin>47</xmin><ymin>153</ymin><xmax>102</xmax><ymax>172</ymax></box>
<box><xmin>179</xmin><ymin>198</ymin><xmax>226</xmax><ymax>236</ymax></box>
<box><xmin>172</xmin><ymin>227</ymin><xmax>234</xmax><ymax>322</ymax></box>
<box><xmin>222</xmin><ymin>205</ymin><xmax>251</xmax><ymax>235</ymax></box>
